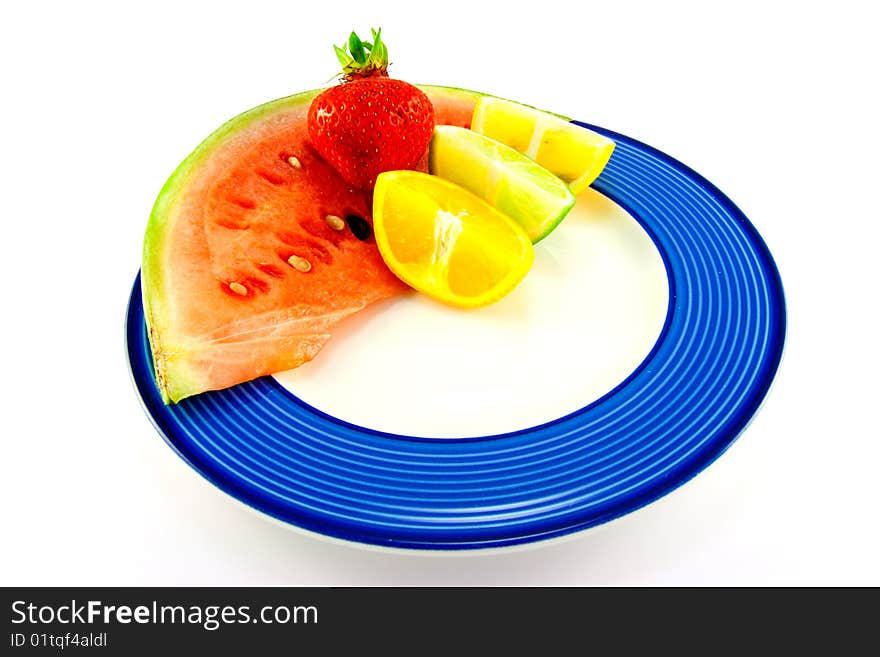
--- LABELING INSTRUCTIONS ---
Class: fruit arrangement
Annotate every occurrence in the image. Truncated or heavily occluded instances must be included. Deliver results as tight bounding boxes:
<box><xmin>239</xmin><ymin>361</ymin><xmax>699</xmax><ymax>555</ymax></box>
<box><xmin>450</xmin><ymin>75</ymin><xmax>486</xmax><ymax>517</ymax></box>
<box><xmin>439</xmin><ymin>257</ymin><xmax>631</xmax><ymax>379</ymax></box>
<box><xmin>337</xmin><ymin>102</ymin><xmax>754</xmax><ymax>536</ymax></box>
<box><xmin>141</xmin><ymin>29</ymin><xmax>615</xmax><ymax>403</ymax></box>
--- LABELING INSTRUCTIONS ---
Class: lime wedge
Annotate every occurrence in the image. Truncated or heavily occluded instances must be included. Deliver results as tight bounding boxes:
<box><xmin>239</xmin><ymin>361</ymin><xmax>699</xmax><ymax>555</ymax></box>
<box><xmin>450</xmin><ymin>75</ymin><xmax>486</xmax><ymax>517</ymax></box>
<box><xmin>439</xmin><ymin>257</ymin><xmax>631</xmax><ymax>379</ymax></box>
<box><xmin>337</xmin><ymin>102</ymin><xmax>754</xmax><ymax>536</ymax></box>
<box><xmin>428</xmin><ymin>125</ymin><xmax>576</xmax><ymax>243</ymax></box>
<box><xmin>471</xmin><ymin>96</ymin><xmax>615</xmax><ymax>194</ymax></box>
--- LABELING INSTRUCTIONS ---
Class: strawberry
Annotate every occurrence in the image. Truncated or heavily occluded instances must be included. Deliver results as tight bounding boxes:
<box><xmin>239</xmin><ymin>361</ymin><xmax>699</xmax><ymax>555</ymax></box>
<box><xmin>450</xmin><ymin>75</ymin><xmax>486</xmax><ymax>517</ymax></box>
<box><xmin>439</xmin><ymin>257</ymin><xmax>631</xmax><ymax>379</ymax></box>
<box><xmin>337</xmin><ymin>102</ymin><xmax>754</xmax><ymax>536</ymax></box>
<box><xmin>307</xmin><ymin>28</ymin><xmax>434</xmax><ymax>190</ymax></box>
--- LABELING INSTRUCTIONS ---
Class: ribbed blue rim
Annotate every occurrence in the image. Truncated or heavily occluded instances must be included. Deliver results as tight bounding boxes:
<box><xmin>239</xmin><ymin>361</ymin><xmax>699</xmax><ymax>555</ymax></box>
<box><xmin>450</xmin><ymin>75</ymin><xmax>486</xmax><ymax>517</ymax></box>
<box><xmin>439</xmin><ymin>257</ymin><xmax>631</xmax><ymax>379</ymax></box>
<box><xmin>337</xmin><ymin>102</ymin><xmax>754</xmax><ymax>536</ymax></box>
<box><xmin>126</xmin><ymin>123</ymin><xmax>785</xmax><ymax>549</ymax></box>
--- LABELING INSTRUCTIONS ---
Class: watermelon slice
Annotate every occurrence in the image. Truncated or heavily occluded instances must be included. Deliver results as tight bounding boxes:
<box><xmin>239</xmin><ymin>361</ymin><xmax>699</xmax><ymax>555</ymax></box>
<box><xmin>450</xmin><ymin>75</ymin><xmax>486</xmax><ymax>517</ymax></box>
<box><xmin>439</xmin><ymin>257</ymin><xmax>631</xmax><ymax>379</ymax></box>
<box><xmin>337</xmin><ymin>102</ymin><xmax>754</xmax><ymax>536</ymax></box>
<box><xmin>142</xmin><ymin>85</ymin><xmax>481</xmax><ymax>403</ymax></box>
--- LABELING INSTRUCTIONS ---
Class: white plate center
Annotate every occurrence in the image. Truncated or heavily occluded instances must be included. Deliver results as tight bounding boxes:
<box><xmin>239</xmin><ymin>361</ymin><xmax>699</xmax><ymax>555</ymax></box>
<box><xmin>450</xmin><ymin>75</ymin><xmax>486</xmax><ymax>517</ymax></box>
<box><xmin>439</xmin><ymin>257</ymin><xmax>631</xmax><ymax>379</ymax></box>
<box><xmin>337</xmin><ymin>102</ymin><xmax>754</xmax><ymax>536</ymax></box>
<box><xmin>274</xmin><ymin>188</ymin><xmax>669</xmax><ymax>438</ymax></box>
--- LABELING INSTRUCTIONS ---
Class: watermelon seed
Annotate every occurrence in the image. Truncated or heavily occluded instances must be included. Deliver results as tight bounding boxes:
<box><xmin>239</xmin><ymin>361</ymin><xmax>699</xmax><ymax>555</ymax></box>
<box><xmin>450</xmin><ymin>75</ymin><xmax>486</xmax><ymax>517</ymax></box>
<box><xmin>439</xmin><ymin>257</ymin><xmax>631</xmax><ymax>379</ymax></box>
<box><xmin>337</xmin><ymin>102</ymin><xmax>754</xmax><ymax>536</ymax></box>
<box><xmin>287</xmin><ymin>255</ymin><xmax>312</xmax><ymax>272</ymax></box>
<box><xmin>325</xmin><ymin>214</ymin><xmax>346</xmax><ymax>231</ymax></box>
<box><xmin>287</xmin><ymin>156</ymin><xmax>302</xmax><ymax>169</ymax></box>
<box><xmin>346</xmin><ymin>215</ymin><xmax>371</xmax><ymax>241</ymax></box>
<box><xmin>229</xmin><ymin>282</ymin><xmax>248</xmax><ymax>296</ymax></box>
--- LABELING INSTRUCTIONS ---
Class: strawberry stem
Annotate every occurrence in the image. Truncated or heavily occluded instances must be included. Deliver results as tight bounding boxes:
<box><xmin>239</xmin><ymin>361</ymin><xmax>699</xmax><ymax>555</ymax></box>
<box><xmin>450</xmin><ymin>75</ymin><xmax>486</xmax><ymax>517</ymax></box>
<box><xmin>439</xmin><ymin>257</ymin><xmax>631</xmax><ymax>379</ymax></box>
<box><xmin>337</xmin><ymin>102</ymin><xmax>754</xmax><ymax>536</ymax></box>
<box><xmin>334</xmin><ymin>28</ymin><xmax>389</xmax><ymax>81</ymax></box>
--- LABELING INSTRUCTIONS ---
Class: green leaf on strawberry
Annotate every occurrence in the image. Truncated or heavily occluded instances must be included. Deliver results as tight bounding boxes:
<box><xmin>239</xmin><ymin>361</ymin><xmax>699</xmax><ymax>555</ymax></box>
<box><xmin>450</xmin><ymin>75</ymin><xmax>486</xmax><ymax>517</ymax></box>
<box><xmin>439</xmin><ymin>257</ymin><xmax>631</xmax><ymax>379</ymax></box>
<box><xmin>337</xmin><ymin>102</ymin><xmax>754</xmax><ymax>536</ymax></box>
<box><xmin>333</xmin><ymin>44</ymin><xmax>354</xmax><ymax>71</ymax></box>
<box><xmin>348</xmin><ymin>31</ymin><xmax>367</xmax><ymax>65</ymax></box>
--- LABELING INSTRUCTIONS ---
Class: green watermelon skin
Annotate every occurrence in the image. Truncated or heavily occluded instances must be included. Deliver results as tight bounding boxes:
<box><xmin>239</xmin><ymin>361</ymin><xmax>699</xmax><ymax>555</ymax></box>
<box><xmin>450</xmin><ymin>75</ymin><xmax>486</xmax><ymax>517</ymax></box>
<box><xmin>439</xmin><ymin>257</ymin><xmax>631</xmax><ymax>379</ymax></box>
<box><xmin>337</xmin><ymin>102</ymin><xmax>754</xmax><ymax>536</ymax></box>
<box><xmin>143</xmin><ymin>85</ymin><xmax>482</xmax><ymax>403</ymax></box>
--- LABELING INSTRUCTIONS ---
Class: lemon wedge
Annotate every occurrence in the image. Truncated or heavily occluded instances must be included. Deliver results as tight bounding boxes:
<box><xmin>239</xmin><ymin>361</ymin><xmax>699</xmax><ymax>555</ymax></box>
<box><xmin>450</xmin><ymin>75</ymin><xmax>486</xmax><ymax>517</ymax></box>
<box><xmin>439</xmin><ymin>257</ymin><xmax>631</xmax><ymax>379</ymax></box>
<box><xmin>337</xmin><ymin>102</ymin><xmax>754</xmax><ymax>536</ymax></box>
<box><xmin>372</xmin><ymin>171</ymin><xmax>534</xmax><ymax>308</ymax></box>
<box><xmin>429</xmin><ymin>125</ymin><xmax>575</xmax><ymax>243</ymax></box>
<box><xmin>471</xmin><ymin>96</ymin><xmax>615</xmax><ymax>194</ymax></box>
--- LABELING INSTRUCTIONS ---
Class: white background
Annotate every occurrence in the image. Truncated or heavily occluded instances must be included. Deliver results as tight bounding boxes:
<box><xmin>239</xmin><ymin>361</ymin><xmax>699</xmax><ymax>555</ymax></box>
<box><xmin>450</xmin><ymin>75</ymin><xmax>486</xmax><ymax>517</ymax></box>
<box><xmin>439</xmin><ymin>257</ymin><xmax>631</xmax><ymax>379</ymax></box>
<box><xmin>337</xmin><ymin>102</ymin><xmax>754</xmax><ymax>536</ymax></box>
<box><xmin>1</xmin><ymin>1</ymin><xmax>878</xmax><ymax>585</ymax></box>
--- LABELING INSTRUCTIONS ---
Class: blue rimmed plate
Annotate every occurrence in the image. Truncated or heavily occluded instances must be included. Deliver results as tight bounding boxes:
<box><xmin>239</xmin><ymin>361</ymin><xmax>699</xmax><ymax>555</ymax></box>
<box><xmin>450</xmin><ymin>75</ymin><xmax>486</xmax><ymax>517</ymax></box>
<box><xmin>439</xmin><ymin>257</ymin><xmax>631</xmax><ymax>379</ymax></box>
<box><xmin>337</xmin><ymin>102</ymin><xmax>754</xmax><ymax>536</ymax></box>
<box><xmin>126</xmin><ymin>122</ymin><xmax>785</xmax><ymax>549</ymax></box>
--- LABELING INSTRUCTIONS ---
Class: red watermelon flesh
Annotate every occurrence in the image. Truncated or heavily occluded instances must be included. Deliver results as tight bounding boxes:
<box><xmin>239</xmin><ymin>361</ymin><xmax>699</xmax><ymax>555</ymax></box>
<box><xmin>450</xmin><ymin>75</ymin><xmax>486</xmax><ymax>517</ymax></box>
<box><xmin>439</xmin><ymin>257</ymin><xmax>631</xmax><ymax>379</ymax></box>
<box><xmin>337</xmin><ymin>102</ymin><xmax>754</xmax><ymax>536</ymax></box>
<box><xmin>142</xmin><ymin>85</ymin><xmax>481</xmax><ymax>403</ymax></box>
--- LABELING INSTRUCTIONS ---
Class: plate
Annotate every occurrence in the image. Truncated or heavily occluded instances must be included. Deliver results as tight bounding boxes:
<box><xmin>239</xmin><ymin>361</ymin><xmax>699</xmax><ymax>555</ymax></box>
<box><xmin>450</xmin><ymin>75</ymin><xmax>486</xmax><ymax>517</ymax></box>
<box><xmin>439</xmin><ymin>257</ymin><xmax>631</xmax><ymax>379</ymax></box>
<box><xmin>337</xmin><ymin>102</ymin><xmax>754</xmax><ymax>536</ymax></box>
<box><xmin>273</xmin><ymin>181</ymin><xmax>670</xmax><ymax>438</ymax></box>
<box><xmin>126</xmin><ymin>122</ymin><xmax>786</xmax><ymax>549</ymax></box>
